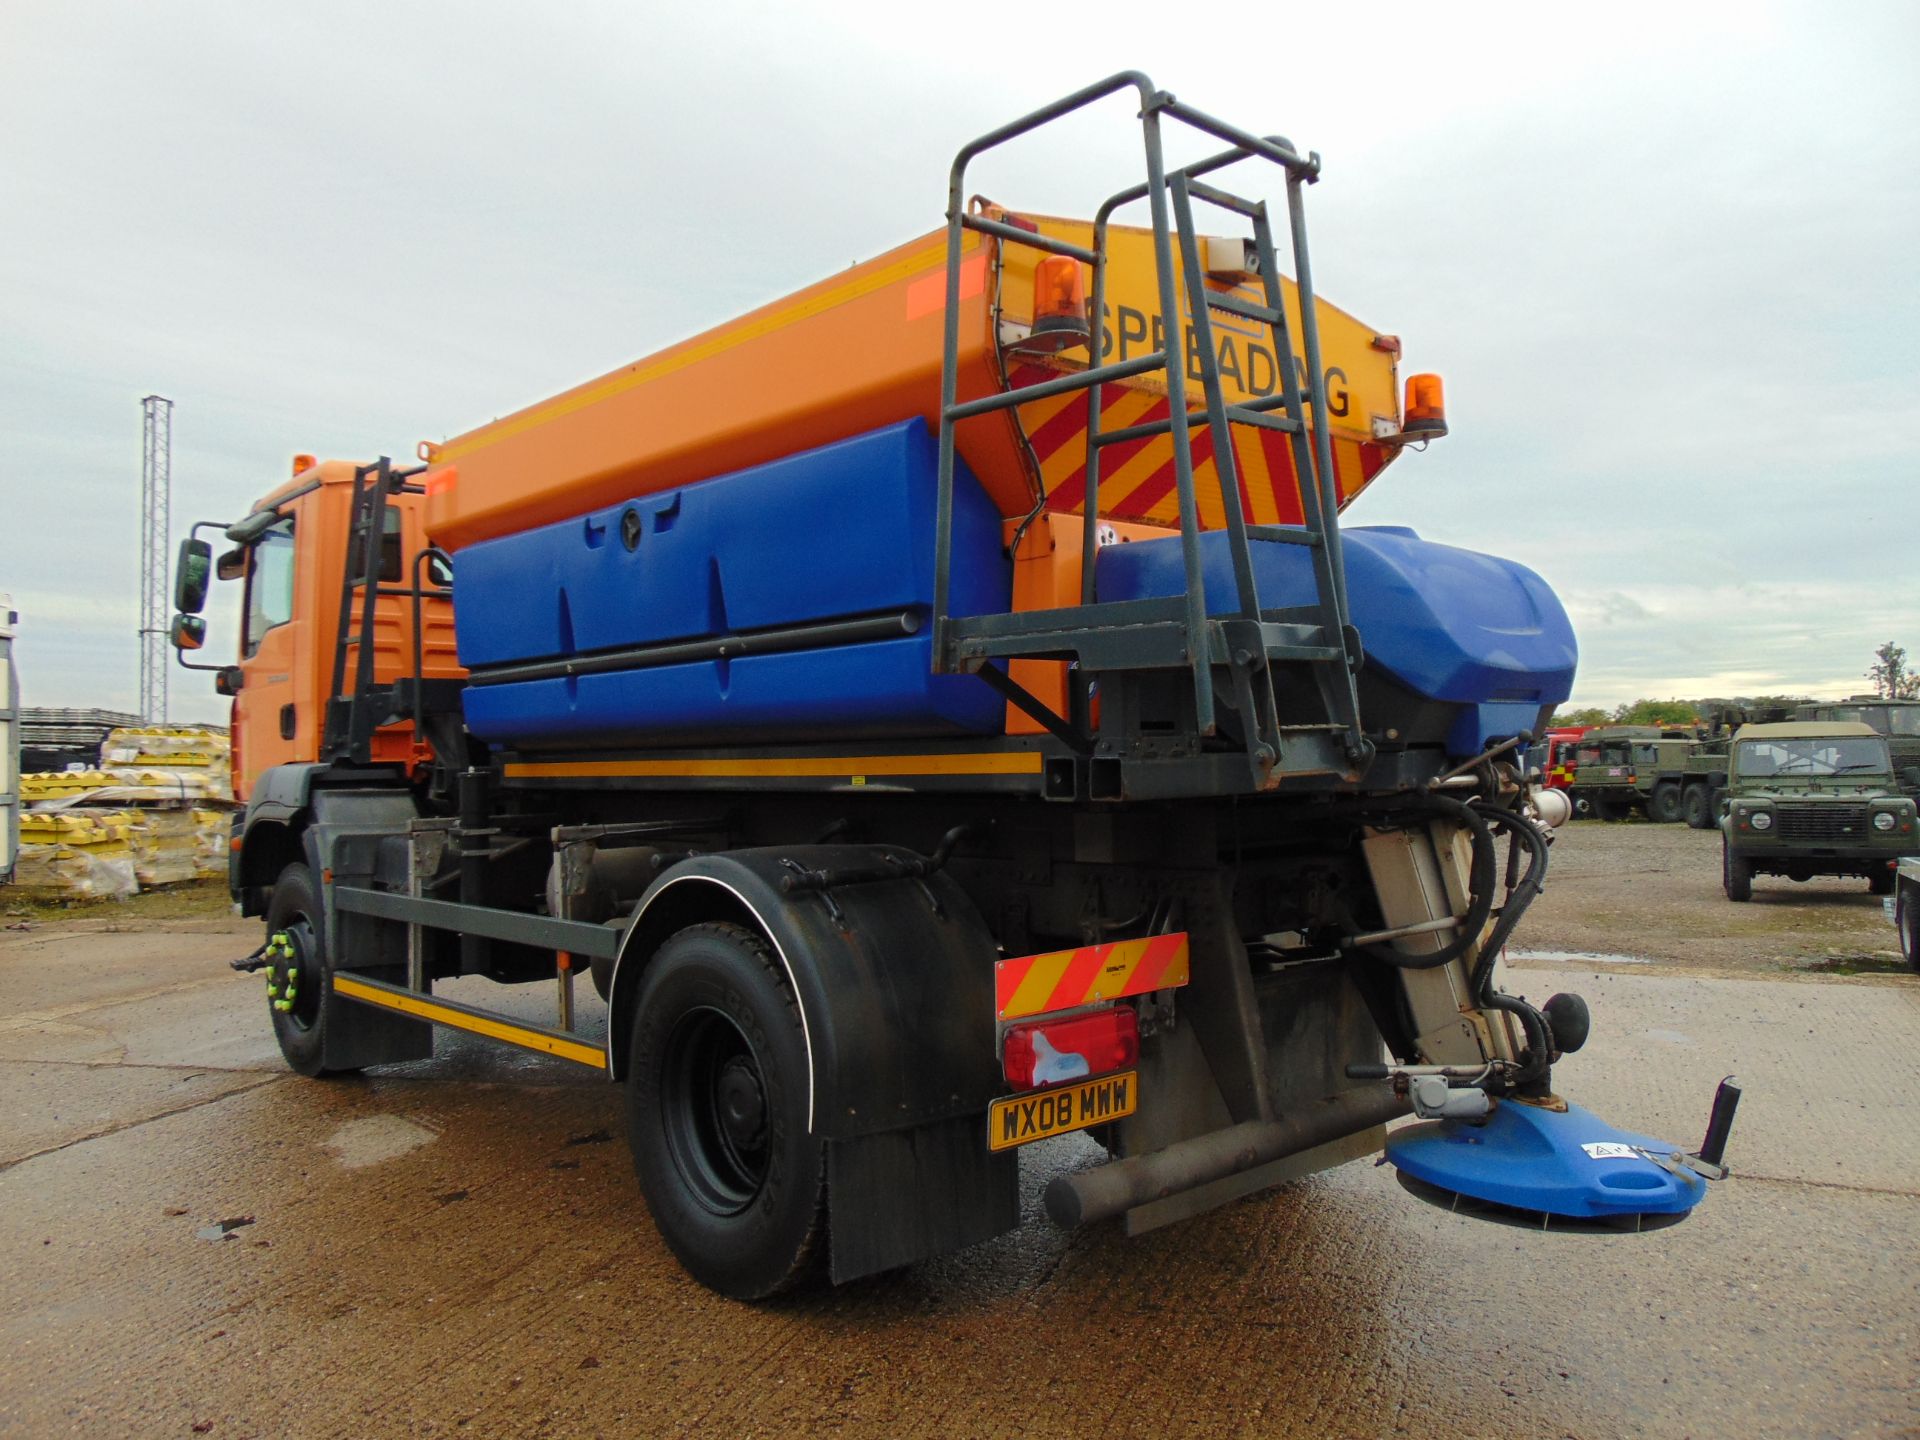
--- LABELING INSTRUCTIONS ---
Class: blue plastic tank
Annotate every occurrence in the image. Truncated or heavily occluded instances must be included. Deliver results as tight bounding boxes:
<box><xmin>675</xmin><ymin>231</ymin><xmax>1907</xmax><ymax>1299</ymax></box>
<box><xmin>1094</xmin><ymin>524</ymin><xmax>1577</xmax><ymax>756</ymax></box>
<box><xmin>454</xmin><ymin>419</ymin><xmax>1011</xmax><ymax>746</ymax></box>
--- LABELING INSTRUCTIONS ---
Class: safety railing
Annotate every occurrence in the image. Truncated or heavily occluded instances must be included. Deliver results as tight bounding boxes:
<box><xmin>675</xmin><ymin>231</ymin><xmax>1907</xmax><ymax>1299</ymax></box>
<box><xmin>932</xmin><ymin>72</ymin><xmax>1369</xmax><ymax>789</ymax></box>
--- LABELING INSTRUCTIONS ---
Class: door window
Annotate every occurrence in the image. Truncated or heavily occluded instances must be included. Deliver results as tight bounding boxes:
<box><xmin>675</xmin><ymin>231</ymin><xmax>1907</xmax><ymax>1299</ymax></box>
<box><xmin>243</xmin><ymin>518</ymin><xmax>296</xmax><ymax>657</ymax></box>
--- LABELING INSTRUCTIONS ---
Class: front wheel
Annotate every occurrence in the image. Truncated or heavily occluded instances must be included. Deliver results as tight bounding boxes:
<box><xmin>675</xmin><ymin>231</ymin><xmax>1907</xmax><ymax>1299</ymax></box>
<box><xmin>1647</xmin><ymin>783</ymin><xmax>1683</xmax><ymax>824</ymax></box>
<box><xmin>1722</xmin><ymin>838</ymin><xmax>1753</xmax><ymax>902</ymax></box>
<box><xmin>626</xmin><ymin>922</ymin><xmax>826</xmax><ymax>1299</ymax></box>
<box><xmin>1899</xmin><ymin>884</ymin><xmax>1920</xmax><ymax>974</ymax></box>
<box><xmin>263</xmin><ymin>862</ymin><xmax>359</xmax><ymax>1078</ymax></box>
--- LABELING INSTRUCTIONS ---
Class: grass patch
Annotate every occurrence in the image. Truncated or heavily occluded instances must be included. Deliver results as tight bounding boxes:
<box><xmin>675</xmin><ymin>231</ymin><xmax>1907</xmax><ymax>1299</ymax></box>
<box><xmin>1787</xmin><ymin>952</ymin><xmax>1913</xmax><ymax>977</ymax></box>
<box><xmin>2</xmin><ymin>878</ymin><xmax>233</xmax><ymax>926</ymax></box>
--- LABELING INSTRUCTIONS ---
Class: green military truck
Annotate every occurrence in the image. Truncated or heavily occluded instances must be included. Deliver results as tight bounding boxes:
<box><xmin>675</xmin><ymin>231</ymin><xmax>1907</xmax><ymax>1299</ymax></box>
<box><xmin>1795</xmin><ymin>697</ymin><xmax>1920</xmax><ymax>802</ymax></box>
<box><xmin>1566</xmin><ymin>726</ymin><xmax>1727</xmax><ymax>825</ymax></box>
<box><xmin>1720</xmin><ymin>721</ymin><xmax>1919</xmax><ymax>901</ymax></box>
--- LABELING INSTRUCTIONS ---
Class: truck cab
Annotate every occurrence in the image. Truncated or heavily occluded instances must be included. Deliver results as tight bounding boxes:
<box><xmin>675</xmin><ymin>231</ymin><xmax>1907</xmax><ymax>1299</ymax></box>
<box><xmin>1566</xmin><ymin>726</ymin><xmax>1675</xmax><ymax>819</ymax></box>
<box><xmin>1794</xmin><ymin>697</ymin><xmax>1920</xmax><ymax>802</ymax></box>
<box><xmin>170</xmin><ymin>458</ymin><xmax>465</xmax><ymax>911</ymax></box>
<box><xmin>1720</xmin><ymin>721</ymin><xmax>1919</xmax><ymax>900</ymax></box>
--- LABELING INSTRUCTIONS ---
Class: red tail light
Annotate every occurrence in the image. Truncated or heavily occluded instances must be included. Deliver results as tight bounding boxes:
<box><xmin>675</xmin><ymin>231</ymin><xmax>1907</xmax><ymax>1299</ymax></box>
<box><xmin>1003</xmin><ymin>1007</ymin><xmax>1140</xmax><ymax>1090</ymax></box>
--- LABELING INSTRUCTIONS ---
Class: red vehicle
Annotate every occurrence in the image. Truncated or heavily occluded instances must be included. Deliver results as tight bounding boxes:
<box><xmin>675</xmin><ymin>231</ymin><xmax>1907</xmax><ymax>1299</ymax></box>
<box><xmin>1536</xmin><ymin>726</ymin><xmax>1591</xmax><ymax>791</ymax></box>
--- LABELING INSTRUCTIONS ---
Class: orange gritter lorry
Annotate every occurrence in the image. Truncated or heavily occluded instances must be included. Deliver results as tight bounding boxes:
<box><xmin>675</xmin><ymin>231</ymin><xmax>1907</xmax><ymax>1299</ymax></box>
<box><xmin>171</xmin><ymin>73</ymin><xmax>1737</xmax><ymax>1298</ymax></box>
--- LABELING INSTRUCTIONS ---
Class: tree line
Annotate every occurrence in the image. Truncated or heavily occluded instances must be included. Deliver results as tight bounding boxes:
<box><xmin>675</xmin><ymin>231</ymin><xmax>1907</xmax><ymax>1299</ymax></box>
<box><xmin>1552</xmin><ymin>641</ymin><xmax>1917</xmax><ymax>728</ymax></box>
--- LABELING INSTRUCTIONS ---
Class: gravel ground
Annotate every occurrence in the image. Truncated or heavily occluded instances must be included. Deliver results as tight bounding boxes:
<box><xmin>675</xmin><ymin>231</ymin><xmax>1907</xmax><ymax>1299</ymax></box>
<box><xmin>1</xmin><ymin>822</ymin><xmax>1915</xmax><ymax>1438</ymax></box>
<box><xmin>1516</xmin><ymin>816</ymin><xmax>1911</xmax><ymax>980</ymax></box>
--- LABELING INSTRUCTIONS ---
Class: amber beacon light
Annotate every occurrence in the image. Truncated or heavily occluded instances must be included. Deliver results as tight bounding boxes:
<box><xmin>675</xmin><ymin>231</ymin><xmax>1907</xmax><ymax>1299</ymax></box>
<box><xmin>1401</xmin><ymin>373</ymin><xmax>1448</xmax><ymax>441</ymax></box>
<box><xmin>1029</xmin><ymin>255</ymin><xmax>1090</xmax><ymax>352</ymax></box>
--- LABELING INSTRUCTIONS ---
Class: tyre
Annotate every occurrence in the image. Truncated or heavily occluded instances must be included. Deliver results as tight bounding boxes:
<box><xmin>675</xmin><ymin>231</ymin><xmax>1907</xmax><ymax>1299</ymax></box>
<box><xmin>1647</xmin><ymin>783</ymin><xmax>1683</xmax><ymax>824</ymax></box>
<box><xmin>1899</xmin><ymin>884</ymin><xmax>1920</xmax><ymax>975</ymax></box>
<box><xmin>626</xmin><ymin>922</ymin><xmax>826</xmax><ymax>1300</ymax></box>
<box><xmin>1869</xmin><ymin>868</ymin><xmax>1895</xmax><ymax>897</ymax></box>
<box><xmin>263</xmin><ymin>862</ymin><xmax>359</xmax><ymax>1078</ymax></box>
<box><xmin>1682</xmin><ymin>784</ymin><xmax>1714</xmax><ymax>829</ymax></box>
<box><xmin>1722</xmin><ymin>838</ymin><xmax>1753</xmax><ymax>902</ymax></box>
<box><xmin>1592</xmin><ymin>798</ymin><xmax>1624</xmax><ymax>822</ymax></box>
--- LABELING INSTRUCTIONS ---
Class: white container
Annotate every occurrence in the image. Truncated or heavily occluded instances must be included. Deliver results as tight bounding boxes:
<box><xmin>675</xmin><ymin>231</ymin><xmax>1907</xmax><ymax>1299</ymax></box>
<box><xmin>1</xmin><ymin>595</ymin><xmax>16</xmax><ymax>884</ymax></box>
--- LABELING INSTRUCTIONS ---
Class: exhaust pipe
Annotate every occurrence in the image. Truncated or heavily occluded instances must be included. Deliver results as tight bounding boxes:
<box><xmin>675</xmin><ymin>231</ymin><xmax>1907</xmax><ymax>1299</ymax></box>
<box><xmin>1044</xmin><ymin>1087</ymin><xmax>1409</xmax><ymax>1228</ymax></box>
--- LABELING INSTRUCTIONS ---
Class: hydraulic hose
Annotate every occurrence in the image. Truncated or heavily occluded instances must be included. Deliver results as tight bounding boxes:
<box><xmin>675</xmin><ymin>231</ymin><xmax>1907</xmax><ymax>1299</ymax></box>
<box><xmin>1467</xmin><ymin>800</ymin><xmax>1551</xmax><ymax>998</ymax></box>
<box><xmin>1465</xmin><ymin>797</ymin><xmax>1557</xmax><ymax>1088</ymax></box>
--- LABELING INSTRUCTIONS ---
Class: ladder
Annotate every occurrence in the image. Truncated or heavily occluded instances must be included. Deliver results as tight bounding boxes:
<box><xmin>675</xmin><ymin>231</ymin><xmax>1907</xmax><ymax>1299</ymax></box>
<box><xmin>932</xmin><ymin>73</ymin><xmax>1371</xmax><ymax>798</ymax></box>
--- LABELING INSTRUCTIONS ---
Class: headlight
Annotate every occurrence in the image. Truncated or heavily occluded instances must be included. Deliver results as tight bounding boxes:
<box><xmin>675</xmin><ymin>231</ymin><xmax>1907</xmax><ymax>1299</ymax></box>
<box><xmin>1874</xmin><ymin>811</ymin><xmax>1897</xmax><ymax>832</ymax></box>
<box><xmin>1750</xmin><ymin>811</ymin><xmax>1773</xmax><ymax>831</ymax></box>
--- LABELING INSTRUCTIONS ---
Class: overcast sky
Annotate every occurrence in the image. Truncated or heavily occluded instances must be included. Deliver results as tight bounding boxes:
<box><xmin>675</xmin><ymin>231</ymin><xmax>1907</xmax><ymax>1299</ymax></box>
<box><xmin>3</xmin><ymin>2</ymin><xmax>1915</xmax><ymax>725</ymax></box>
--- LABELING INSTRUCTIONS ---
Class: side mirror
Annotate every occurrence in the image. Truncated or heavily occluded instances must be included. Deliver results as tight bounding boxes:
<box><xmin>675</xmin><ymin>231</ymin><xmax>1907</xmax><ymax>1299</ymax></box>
<box><xmin>214</xmin><ymin>665</ymin><xmax>246</xmax><ymax>696</ymax></box>
<box><xmin>175</xmin><ymin>538</ymin><xmax>213</xmax><ymax>614</ymax></box>
<box><xmin>217</xmin><ymin>546</ymin><xmax>248</xmax><ymax>582</ymax></box>
<box><xmin>170</xmin><ymin>613</ymin><xmax>207</xmax><ymax>652</ymax></box>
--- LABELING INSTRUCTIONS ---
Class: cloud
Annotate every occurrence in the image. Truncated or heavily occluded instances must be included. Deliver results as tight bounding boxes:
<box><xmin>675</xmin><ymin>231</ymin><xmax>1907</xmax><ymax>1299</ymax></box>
<box><xmin>2</xmin><ymin>1</ymin><xmax>1916</xmax><ymax>730</ymax></box>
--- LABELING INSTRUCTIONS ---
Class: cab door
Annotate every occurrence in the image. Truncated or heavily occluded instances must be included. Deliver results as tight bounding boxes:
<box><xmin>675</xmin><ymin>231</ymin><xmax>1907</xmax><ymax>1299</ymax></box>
<box><xmin>234</xmin><ymin>514</ymin><xmax>303</xmax><ymax>796</ymax></box>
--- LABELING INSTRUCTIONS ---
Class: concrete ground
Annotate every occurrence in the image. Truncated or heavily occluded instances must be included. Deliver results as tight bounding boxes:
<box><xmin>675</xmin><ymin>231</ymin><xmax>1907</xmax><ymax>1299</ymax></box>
<box><xmin>1</xmin><ymin>831</ymin><xmax>1917</xmax><ymax>1438</ymax></box>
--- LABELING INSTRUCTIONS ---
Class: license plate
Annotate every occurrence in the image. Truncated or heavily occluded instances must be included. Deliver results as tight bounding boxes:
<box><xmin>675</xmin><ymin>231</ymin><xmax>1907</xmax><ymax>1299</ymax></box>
<box><xmin>988</xmin><ymin>1071</ymin><xmax>1137</xmax><ymax>1152</ymax></box>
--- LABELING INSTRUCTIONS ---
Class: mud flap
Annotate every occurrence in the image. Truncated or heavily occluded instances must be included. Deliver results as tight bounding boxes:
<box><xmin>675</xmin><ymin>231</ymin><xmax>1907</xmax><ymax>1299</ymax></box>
<box><xmin>827</xmin><ymin>1117</ymin><xmax>1020</xmax><ymax>1284</ymax></box>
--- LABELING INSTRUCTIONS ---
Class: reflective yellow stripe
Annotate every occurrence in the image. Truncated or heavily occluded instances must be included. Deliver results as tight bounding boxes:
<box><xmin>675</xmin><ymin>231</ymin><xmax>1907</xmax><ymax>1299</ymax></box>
<box><xmin>503</xmin><ymin>751</ymin><xmax>1044</xmax><ymax>780</ymax></box>
<box><xmin>331</xmin><ymin>975</ymin><xmax>606</xmax><ymax>1069</ymax></box>
<box><xmin>437</xmin><ymin>234</ymin><xmax>981</xmax><ymax>463</ymax></box>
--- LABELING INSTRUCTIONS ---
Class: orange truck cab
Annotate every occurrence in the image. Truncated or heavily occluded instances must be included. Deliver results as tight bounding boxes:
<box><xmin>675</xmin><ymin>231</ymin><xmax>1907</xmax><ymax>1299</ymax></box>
<box><xmin>175</xmin><ymin>458</ymin><xmax>463</xmax><ymax>804</ymax></box>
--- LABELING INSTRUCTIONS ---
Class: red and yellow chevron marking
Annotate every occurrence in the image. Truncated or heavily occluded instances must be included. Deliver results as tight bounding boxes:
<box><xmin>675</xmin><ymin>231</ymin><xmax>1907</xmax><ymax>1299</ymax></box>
<box><xmin>1005</xmin><ymin>362</ymin><xmax>1387</xmax><ymax>529</ymax></box>
<box><xmin>995</xmin><ymin>932</ymin><xmax>1191</xmax><ymax>1021</ymax></box>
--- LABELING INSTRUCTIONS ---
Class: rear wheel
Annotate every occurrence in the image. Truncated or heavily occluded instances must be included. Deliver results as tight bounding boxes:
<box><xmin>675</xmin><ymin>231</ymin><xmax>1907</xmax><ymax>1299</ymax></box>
<box><xmin>1682</xmin><ymin>784</ymin><xmax>1714</xmax><ymax>829</ymax></box>
<box><xmin>263</xmin><ymin>862</ymin><xmax>359</xmax><ymax>1078</ymax></box>
<box><xmin>626</xmin><ymin>922</ymin><xmax>825</xmax><ymax>1299</ymax></box>
<box><xmin>1722</xmin><ymin>838</ymin><xmax>1753</xmax><ymax>903</ymax></box>
<box><xmin>1647</xmin><ymin>783</ymin><xmax>1683</xmax><ymax>824</ymax></box>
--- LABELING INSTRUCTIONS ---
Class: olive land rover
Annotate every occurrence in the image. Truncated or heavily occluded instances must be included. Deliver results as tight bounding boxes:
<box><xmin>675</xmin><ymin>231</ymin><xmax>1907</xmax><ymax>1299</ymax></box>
<box><xmin>1720</xmin><ymin>721</ymin><xmax>1919</xmax><ymax>902</ymax></box>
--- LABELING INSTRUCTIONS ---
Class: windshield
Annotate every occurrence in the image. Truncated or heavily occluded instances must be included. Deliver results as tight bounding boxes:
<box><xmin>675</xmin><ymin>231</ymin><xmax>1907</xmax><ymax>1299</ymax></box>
<box><xmin>1824</xmin><ymin>704</ymin><xmax>1920</xmax><ymax>737</ymax></box>
<box><xmin>1875</xmin><ymin>706</ymin><xmax>1920</xmax><ymax>737</ymax></box>
<box><xmin>1575</xmin><ymin>741</ymin><xmax>1632</xmax><ymax>767</ymax></box>
<box><xmin>1734</xmin><ymin>736</ymin><xmax>1891</xmax><ymax>778</ymax></box>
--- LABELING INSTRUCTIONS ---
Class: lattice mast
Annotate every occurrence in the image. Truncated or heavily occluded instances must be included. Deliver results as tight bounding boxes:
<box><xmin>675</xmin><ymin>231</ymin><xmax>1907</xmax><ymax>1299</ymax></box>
<box><xmin>139</xmin><ymin>394</ymin><xmax>173</xmax><ymax>724</ymax></box>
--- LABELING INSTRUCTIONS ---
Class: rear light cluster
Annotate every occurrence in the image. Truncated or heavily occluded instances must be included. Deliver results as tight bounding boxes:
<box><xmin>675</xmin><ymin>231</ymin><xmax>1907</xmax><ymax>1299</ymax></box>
<box><xmin>1002</xmin><ymin>1006</ymin><xmax>1139</xmax><ymax>1091</ymax></box>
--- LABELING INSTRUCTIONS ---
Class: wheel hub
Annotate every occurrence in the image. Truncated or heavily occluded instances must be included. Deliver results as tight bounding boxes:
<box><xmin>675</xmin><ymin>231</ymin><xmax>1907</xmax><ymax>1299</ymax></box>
<box><xmin>265</xmin><ymin>919</ymin><xmax>321</xmax><ymax>1031</ymax></box>
<box><xmin>717</xmin><ymin>1056</ymin><xmax>766</xmax><ymax>1149</ymax></box>
<box><xmin>661</xmin><ymin>1007</ymin><xmax>772</xmax><ymax>1216</ymax></box>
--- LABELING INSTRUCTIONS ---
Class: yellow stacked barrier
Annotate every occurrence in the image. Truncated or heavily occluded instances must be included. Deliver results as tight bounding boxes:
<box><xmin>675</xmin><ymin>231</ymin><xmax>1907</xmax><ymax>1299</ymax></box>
<box><xmin>14</xmin><ymin>811</ymin><xmax>139</xmax><ymax>898</ymax></box>
<box><xmin>16</xmin><ymin>728</ymin><xmax>234</xmax><ymax>896</ymax></box>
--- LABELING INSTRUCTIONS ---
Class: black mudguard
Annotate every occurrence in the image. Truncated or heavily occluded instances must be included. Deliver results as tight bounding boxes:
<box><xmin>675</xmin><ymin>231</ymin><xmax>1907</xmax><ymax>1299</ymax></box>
<box><xmin>609</xmin><ymin>846</ymin><xmax>1018</xmax><ymax>1282</ymax></box>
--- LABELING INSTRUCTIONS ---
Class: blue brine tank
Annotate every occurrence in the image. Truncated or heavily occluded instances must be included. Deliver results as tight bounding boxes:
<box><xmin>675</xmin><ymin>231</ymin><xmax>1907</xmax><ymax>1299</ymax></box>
<box><xmin>454</xmin><ymin>415</ymin><xmax>1575</xmax><ymax>755</ymax></box>
<box><xmin>1095</xmin><ymin>524</ymin><xmax>1577</xmax><ymax>756</ymax></box>
<box><xmin>454</xmin><ymin>419</ymin><xmax>1011</xmax><ymax>747</ymax></box>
